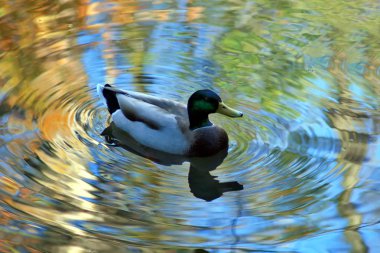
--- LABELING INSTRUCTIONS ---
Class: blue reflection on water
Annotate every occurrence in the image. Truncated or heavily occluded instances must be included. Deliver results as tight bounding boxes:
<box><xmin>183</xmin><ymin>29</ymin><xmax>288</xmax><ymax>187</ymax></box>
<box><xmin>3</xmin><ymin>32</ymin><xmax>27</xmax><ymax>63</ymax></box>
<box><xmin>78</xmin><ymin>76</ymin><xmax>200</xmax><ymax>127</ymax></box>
<box><xmin>78</xmin><ymin>31</ymin><xmax>106</xmax><ymax>86</ymax></box>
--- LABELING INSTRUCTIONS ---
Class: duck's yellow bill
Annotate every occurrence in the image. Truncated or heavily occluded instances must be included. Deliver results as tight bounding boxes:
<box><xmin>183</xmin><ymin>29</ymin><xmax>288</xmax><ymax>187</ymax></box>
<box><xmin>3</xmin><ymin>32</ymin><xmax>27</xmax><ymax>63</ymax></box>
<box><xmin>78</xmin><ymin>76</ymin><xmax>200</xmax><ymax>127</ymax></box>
<box><xmin>217</xmin><ymin>102</ymin><xmax>243</xmax><ymax>118</ymax></box>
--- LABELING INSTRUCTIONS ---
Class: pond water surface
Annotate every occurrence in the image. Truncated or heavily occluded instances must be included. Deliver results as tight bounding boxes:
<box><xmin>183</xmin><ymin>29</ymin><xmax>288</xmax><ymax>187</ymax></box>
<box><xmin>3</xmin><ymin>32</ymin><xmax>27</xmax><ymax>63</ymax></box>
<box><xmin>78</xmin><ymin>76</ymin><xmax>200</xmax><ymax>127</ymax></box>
<box><xmin>1</xmin><ymin>0</ymin><xmax>380</xmax><ymax>252</ymax></box>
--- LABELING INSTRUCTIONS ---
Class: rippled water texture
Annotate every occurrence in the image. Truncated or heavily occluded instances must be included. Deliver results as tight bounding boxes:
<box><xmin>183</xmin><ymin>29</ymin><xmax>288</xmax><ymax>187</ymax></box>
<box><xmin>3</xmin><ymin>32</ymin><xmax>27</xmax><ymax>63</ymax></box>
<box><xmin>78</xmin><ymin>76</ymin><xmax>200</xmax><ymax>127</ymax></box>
<box><xmin>1</xmin><ymin>0</ymin><xmax>380</xmax><ymax>252</ymax></box>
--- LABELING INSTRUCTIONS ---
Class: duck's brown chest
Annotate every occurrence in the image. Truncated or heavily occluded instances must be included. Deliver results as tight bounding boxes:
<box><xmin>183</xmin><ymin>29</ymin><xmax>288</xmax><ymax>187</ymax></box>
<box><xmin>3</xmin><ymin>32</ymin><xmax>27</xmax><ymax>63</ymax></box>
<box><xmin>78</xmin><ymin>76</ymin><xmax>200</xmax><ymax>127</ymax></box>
<box><xmin>189</xmin><ymin>126</ymin><xmax>228</xmax><ymax>157</ymax></box>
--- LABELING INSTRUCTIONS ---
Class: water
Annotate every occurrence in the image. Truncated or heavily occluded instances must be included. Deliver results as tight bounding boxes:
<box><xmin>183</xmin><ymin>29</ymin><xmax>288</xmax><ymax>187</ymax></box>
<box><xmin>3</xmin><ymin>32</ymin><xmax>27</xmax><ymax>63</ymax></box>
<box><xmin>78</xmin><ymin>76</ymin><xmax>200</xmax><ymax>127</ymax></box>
<box><xmin>1</xmin><ymin>0</ymin><xmax>379</xmax><ymax>252</ymax></box>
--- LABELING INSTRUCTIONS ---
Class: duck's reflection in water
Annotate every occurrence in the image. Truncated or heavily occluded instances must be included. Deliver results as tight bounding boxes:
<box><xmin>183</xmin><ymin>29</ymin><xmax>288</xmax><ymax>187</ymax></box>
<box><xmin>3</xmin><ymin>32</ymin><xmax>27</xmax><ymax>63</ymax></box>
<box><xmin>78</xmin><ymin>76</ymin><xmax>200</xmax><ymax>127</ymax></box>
<box><xmin>102</xmin><ymin>123</ymin><xmax>243</xmax><ymax>201</ymax></box>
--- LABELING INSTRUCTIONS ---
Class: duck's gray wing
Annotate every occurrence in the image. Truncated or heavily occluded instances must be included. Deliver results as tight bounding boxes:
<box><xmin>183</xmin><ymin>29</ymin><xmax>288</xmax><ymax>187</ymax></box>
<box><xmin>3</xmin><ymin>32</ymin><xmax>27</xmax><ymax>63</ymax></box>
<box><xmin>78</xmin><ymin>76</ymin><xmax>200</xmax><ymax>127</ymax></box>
<box><xmin>104</xmin><ymin>86</ymin><xmax>187</xmax><ymax>117</ymax></box>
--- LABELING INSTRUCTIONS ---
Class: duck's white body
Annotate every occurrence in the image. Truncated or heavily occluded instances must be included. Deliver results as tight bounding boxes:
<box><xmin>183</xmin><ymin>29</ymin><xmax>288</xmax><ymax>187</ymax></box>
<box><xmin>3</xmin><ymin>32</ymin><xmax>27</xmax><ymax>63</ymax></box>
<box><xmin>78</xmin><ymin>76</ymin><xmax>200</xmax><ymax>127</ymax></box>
<box><xmin>98</xmin><ymin>84</ymin><xmax>191</xmax><ymax>155</ymax></box>
<box><xmin>111</xmin><ymin>104</ymin><xmax>190</xmax><ymax>155</ymax></box>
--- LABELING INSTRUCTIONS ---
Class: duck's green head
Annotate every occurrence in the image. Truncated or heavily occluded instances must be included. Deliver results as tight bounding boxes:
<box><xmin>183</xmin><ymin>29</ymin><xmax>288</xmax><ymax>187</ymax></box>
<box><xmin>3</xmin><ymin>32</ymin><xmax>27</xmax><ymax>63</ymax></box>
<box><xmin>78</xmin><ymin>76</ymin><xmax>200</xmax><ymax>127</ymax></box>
<box><xmin>188</xmin><ymin>89</ymin><xmax>243</xmax><ymax>130</ymax></box>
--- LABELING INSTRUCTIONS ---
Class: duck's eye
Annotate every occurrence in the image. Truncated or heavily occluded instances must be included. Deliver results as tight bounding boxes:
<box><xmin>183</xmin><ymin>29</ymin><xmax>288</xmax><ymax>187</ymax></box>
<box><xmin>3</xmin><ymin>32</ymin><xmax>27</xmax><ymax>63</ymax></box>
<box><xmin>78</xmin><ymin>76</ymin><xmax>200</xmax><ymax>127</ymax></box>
<box><xmin>222</xmin><ymin>105</ymin><xmax>226</xmax><ymax>109</ymax></box>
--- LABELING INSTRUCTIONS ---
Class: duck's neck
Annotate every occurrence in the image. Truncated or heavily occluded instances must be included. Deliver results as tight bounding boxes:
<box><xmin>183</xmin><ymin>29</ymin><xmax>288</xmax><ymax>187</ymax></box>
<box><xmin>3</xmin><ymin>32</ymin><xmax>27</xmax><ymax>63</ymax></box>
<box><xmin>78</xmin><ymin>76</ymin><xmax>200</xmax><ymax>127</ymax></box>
<box><xmin>188</xmin><ymin>110</ymin><xmax>212</xmax><ymax>130</ymax></box>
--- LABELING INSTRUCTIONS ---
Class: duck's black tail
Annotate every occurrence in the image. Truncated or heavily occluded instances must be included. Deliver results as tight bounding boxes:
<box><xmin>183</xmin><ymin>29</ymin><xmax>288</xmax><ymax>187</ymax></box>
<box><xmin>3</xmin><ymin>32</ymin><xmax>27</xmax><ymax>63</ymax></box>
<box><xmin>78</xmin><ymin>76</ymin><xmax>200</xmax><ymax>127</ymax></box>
<box><xmin>97</xmin><ymin>84</ymin><xmax>120</xmax><ymax>114</ymax></box>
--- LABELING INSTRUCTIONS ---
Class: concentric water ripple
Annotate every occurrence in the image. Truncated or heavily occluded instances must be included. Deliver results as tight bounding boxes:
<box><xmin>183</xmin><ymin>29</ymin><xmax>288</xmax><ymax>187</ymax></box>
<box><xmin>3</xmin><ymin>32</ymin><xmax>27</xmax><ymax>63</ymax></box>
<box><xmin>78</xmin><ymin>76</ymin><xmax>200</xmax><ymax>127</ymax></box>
<box><xmin>1</xmin><ymin>75</ymin><xmax>378</xmax><ymax>251</ymax></box>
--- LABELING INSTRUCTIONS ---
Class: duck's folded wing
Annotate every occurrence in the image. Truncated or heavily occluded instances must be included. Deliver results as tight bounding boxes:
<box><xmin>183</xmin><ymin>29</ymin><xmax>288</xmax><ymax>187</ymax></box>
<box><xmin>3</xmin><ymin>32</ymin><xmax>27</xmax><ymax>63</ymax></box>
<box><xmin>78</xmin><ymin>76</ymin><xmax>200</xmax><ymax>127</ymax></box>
<box><xmin>116</xmin><ymin>94</ymin><xmax>178</xmax><ymax>130</ymax></box>
<box><xmin>105</xmin><ymin>86</ymin><xmax>187</xmax><ymax>116</ymax></box>
<box><xmin>128</xmin><ymin>91</ymin><xmax>188</xmax><ymax>116</ymax></box>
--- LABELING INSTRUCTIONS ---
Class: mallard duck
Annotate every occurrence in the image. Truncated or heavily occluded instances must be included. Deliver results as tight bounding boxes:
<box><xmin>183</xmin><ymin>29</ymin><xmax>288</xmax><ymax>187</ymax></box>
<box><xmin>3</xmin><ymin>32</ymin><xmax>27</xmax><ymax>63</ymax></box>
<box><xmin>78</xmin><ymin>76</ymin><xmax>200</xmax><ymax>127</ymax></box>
<box><xmin>97</xmin><ymin>84</ymin><xmax>243</xmax><ymax>156</ymax></box>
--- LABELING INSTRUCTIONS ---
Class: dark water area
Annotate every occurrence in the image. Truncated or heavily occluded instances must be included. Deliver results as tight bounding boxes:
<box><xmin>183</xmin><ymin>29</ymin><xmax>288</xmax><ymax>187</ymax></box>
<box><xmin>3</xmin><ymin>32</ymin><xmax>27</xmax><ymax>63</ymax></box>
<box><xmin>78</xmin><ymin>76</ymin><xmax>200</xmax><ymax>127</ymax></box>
<box><xmin>0</xmin><ymin>0</ymin><xmax>379</xmax><ymax>252</ymax></box>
